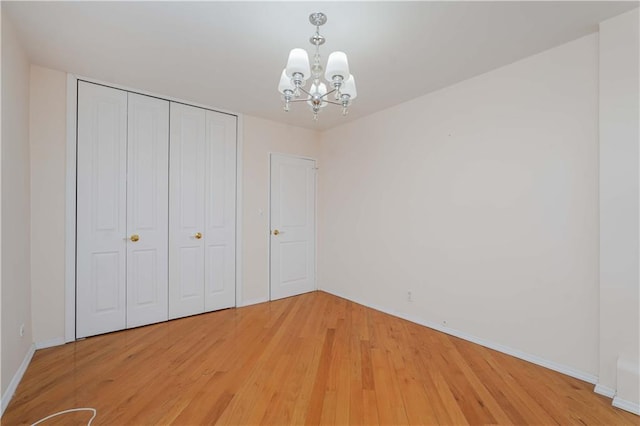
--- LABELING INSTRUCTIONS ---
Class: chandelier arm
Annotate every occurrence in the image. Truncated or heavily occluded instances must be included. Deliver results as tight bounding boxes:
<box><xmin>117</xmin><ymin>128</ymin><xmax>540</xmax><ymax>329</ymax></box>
<box><xmin>297</xmin><ymin>86</ymin><xmax>313</xmax><ymax>97</ymax></box>
<box><xmin>289</xmin><ymin>99</ymin><xmax>311</xmax><ymax>103</ymax></box>
<box><xmin>323</xmin><ymin>100</ymin><xmax>343</xmax><ymax>106</ymax></box>
<box><xmin>319</xmin><ymin>88</ymin><xmax>338</xmax><ymax>99</ymax></box>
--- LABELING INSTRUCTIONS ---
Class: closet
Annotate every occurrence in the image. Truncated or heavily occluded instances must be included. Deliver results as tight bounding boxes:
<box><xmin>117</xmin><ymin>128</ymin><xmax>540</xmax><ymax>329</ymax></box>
<box><xmin>76</xmin><ymin>81</ymin><xmax>236</xmax><ymax>339</ymax></box>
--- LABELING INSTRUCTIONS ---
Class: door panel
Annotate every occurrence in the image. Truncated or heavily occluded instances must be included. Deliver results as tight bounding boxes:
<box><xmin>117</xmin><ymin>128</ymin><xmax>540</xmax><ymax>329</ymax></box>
<box><xmin>130</xmin><ymin>249</ymin><xmax>157</xmax><ymax>304</ymax></box>
<box><xmin>270</xmin><ymin>155</ymin><xmax>316</xmax><ymax>300</ymax></box>
<box><xmin>126</xmin><ymin>93</ymin><xmax>169</xmax><ymax>328</ymax></box>
<box><xmin>77</xmin><ymin>81</ymin><xmax>128</xmax><ymax>338</ymax></box>
<box><xmin>178</xmin><ymin>247</ymin><xmax>203</xmax><ymax>297</ymax></box>
<box><xmin>169</xmin><ymin>103</ymin><xmax>206</xmax><ymax>319</ymax></box>
<box><xmin>280</xmin><ymin>241</ymin><xmax>308</xmax><ymax>283</ymax></box>
<box><xmin>92</xmin><ymin>252</ymin><xmax>121</xmax><ymax>311</ymax></box>
<box><xmin>204</xmin><ymin>111</ymin><xmax>237</xmax><ymax>311</ymax></box>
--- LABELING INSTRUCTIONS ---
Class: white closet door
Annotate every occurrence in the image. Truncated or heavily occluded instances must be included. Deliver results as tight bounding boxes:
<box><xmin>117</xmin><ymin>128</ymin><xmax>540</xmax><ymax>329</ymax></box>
<box><xmin>126</xmin><ymin>93</ymin><xmax>169</xmax><ymax>328</ymax></box>
<box><xmin>204</xmin><ymin>111</ymin><xmax>236</xmax><ymax>311</ymax></box>
<box><xmin>77</xmin><ymin>82</ymin><xmax>128</xmax><ymax>338</ymax></box>
<box><xmin>169</xmin><ymin>103</ymin><xmax>206</xmax><ymax>319</ymax></box>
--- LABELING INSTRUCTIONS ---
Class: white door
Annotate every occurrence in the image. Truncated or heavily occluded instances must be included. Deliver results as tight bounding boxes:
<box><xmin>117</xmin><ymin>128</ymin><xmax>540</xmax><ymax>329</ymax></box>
<box><xmin>77</xmin><ymin>81</ymin><xmax>128</xmax><ymax>338</ymax></box>
<box><xmin>204</xmin><ymin>111</ymin><xmax>237</xmax><ymax>311</ymax></box>
<box><xmin>270</xmin><ymin>155</ymin><xmax>316</xmax><ymax>300</ymax></box>
<box><xmin>126</xmin><ymin>93</ymin><xmax>169</xmax><ymax>328</ymax></box>
<box><xmin>169</xmin><ymin>103</ymin><xmax>206</xmax><ymax>319</ymax></box>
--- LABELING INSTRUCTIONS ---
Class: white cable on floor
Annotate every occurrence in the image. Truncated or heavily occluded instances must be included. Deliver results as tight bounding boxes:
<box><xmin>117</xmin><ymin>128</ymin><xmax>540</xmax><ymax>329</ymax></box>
<box><xmin>30</xmin><ymin>407</ymin><xmax>97</xmax><ymax>426</ymax></box>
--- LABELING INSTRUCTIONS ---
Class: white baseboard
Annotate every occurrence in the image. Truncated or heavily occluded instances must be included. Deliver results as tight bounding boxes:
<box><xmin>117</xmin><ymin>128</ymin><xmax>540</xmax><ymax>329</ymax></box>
<box><xmin>613</xmin><ymin>397</ymin><xmax>640</xmax><ymax>415</ymax></box>
<box><xmin>1</xmin><ymin>343</ymin><xmax>35</xmax><ymax>416</ymax></box>
<box><xmin>35</xmin><ymin>337</ymin><xmax>66</xmax><ymax>350</ymax></box>
<box><xmin>321</xmin><ymin>289</ymin><xmax>598</xmax><ymax>384</ymax></box>
<box><xmin>594</xmin><ymin>383</ymin><xmax>616</xmax><ymax>398</ymax></box>
<box><xmin>238</xmin><ymin>296</ymin><xmax>269</xmax><ymax>308</ymax></box>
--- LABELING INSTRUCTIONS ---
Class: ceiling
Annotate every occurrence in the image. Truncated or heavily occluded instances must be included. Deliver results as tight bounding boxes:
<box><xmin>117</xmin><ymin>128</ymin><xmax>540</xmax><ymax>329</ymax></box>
<box><xmin>4</xmin><ymin>1</ymin><xmax>638</xmax><ymax>131</ymax></box>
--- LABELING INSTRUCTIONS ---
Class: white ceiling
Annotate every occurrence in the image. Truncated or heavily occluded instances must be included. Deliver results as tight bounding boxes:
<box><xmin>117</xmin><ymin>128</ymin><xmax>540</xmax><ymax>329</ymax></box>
<box><xmin>4</xmin><ymin>1</ymin><xmax>637</xmax><ymax>131</ymax></box>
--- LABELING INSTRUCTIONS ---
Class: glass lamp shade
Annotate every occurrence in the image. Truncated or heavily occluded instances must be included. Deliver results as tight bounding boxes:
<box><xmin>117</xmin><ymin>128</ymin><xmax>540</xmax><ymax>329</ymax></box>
<box><xmin>324</xmin><ymin>51</ymin><xmax>350</xmax><ymax>81</ymax></box>
<box><xmin>307</xmin><ymin>83</ymin><xmax>328</xmax><ymax>107</ymax></box>
<box><xmin>313</xmin><ymin>82</ymin><xmax>328</xmax><ymax>96</ymax></box>
<box><xmin>341</xmin><ymin>75</ymin><xmax>357</xmax><ymax>100</ymax></box>
<box><xmin>285</xmin><ymin>48</ymin><xmax>311</xmax><ymax>80</ymax></box>
<box><xmin>278</xmin><ymin>69</ymin><xmax>295</xmax><ymax>94</ymax></box>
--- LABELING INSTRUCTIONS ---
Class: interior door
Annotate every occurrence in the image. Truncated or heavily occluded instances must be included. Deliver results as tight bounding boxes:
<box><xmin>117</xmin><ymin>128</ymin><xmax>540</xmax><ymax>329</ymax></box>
<box><xmin>204</xmin><ymin>111</ymin><xmax>237</xmax><ymax>311</ymax></box>
<box><xmin>169</xmin><ymin>103</ymin><xmax>206</xmax><ymax>319</ymax></box>
<box><xmin>76</xmin><ymin>81</ymin><xmax>128</xmax><ymax>338</ymax></box>
<box><xmin>270</xmin><ymin>154</ymin><xmax>316</xmax><ymax>300</ymax></box>
<box><xmin>126</xmin><ymin>93</ymin><xmax>169</xmax><ymax>328</ymax></box>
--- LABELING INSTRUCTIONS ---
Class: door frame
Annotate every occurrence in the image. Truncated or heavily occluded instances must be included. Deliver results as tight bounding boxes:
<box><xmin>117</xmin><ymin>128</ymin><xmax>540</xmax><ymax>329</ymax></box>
<box><xmin>268</xmin><ymin>152</ymin><xmax>318</xmax><ymax>301</ymax></box>
<box><xmin>64</xmin><ymin>74</ymin><xmax>244</xmax><ymax>342</ymax></box>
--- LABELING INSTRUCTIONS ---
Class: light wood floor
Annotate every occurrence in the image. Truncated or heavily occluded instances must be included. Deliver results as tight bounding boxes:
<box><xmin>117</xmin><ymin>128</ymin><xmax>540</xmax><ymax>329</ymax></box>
<box><xmin>3</xmin><ymin>291</ymin><xmax>638</xmax><ymax>425</ymax></box>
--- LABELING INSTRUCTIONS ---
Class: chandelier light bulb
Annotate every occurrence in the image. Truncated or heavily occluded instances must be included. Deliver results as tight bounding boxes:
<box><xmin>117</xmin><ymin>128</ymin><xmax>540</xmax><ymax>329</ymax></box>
<box><xmin>278</xmin><ymin>69</ymin><xmax>295</xmax><ymax>112</ymax></box>
<box><xmin>317</xmin><ymin>82</ymin><xmax>328</xmax><ymax>96</ymax></box>
<box><xmin>285</xmin><ymin>48</ymin><xmax>311</xmax><ymax>81</ymax></box>
<box><xmin>341</xmin><ymin>75</ymin><xmax>357</xmax><ymax>100</ymax></box>
<box><xmin>278</xmin><ymin>69</ymin><xmax>295</xmax><ymax>94</ymax></box>
<box><xmin>325</xmin><ymin>51</ymin><xmax>350</xmax><ymax>84</ymax></box>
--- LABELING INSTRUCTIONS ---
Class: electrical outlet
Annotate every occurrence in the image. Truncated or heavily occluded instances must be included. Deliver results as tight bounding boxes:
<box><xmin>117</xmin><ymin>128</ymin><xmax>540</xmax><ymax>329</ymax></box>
<box><xmin>19</xmin><ymin>323</ymin><xmax>25</xmax><ymax>337</ymax></box>
<box><xmin>407</xmin><ymin>291</ymin><xmax>413</xmax><ymax>302</ymax></box>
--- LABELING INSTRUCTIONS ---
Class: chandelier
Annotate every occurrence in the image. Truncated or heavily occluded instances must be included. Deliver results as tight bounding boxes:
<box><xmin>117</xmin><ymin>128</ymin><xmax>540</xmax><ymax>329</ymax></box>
<box><xmin>278</xmin><ymin>12</ymin><xmax>357</xmax><ymax>121</ymax></box>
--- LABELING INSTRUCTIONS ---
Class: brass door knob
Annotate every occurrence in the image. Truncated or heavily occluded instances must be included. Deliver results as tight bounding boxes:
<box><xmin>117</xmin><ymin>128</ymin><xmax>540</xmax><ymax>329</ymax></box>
<box><xmin>130</xmin><ymin>234</ymin><xmax>140</xmax><ymax>242</ymax></box>
<box><xmin>272</xmin><ymin>229</ymin><xmax>280</xmax><ymax>236</ymax></box>
<box><xmin>195</xmin><ymin>232</ymin><xmax>203</xmax><ymax>239</ymax></box>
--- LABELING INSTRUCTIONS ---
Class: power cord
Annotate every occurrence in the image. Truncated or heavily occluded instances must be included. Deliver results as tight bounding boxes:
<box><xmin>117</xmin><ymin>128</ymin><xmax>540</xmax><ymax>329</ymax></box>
<box><xmin>30</xmin><ymin>408</ymin><xmax>97</xmax><ymax>426</ymax></box>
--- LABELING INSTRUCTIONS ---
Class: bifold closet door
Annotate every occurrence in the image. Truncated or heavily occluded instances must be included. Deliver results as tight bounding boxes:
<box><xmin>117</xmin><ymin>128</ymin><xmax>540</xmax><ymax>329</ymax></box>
<box><xmin>204</xmin><ymin>110</ymin><xmax>237</xmax><ymax>312</ymax></box>
<box><xmin>126</xmin><ymin>93</ymin><xmax>169</xmax><ymax>328</ymax></box>
<box><xmin>77</xmin><ymin>81</ymin><xmax>169</xmax><ymax>338</ymax></box>
<box><xmin>169</xmin><ymin>104</ymin><xmax>237</xmax><ymax>319</ymax></box>
<box><xmin>169</xmin><ymin>103</ymin><xmax>207</xmax><ymax>319</ymax></box>
<box><xmin>77</xmin><ymin>82</ymin><xmax>128</xmax><ymax>338</ymax></box>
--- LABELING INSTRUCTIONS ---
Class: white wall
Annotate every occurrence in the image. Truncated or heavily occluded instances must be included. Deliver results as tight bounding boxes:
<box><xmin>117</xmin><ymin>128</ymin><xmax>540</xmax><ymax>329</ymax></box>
<box><xmin>598</xmin><ymin>8</ymin><xmax>640</xmax><ymax>411</ymax></box>
<box><xmin>29</xmin><ymin>66</ymin><xmax>67</xmax><ymax>345</ymax></box>
<box><xmin>319</xmin><ymin>34</ymin><xmax>600</xmax><ymax>378</ymax></box>
<box><xmin>241</xmin><ymin>115</ymin><xmax>320</xmax><ymax>304</ymax></box>
<box><xmin>1</xmin><ymin>9</ymin><xmax>33</xmax><ymax>397</ymax></box>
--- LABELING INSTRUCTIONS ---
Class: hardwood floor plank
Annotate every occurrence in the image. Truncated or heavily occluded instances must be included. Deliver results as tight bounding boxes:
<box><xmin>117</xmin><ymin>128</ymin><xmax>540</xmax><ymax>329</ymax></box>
<box><xmin>360</xmin><ymin>340</ymin><xmax>375</xmax><ymax>391</ymax></box>
<box><xmin>3</xmin><ymin>291</ymin><xmax>638</xmax><ymax>425</ymax></box>
<box><xmin>362</xmin><ymin>389</ymin><xmax>381</xmax><ymax>425</ymax></box>
<box><xmin>370</xmin><ymin>347</ymin><xmax>410</xmax><ymax>425</ymax></box>
<box><xmin>305</xmin><ymin>328</ymin><xmax>335</xmax><ymax>425</ymax></box>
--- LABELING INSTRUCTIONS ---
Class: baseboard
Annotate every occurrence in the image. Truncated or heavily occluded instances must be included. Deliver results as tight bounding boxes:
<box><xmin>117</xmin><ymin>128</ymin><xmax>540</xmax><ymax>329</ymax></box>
<box><xmin>320</xmin><ymin>289</ymin><xmax>598</xmax><ymax>385</ymax></box>
<box><xmin>1</xmin><ymin>343</ymin><xmax>35</xmax><ymax>416</ymax></box>
<box><xmin>594</xmin><ymin>384</ymin><xmax>616</xmax><ymax>398</ymax></box>
<box><xmin>238</xmin><ymin>296</ymin><xmax>269</xmax><ymax>308</ymax></box>
<box><xmin>35</xmin><ymin>337</ymin><xmax>66</xmax><ymax>350</ymax></box>
<box><xmin>613</xmin><ymin>397</ymin><xmax>640</xmax><ymax>415</ymax></box>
